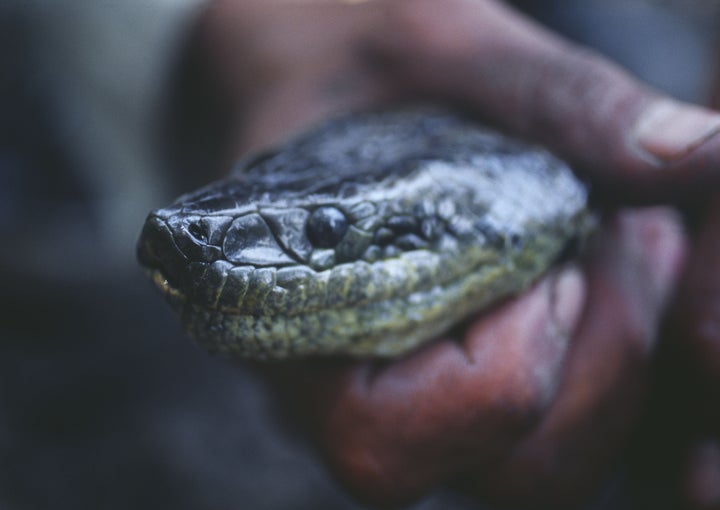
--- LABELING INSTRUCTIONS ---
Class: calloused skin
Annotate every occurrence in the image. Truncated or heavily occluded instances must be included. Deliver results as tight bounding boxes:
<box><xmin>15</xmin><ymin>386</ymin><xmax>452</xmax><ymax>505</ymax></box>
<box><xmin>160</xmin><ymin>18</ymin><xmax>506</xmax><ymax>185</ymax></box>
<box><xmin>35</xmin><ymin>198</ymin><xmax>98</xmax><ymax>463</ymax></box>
<box><xmin>193</xmin><ymin>0</ymin><xmax>720</xmax><ymax>507</ymax></box>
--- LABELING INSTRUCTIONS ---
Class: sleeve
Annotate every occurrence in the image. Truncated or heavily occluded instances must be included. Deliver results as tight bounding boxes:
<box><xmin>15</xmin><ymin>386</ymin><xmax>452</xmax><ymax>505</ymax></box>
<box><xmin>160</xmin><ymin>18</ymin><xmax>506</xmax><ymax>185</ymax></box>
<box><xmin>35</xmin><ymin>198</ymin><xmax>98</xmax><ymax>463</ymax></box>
<box><xmin>3</xmin><ymin>0</ymin><xmax>210</xmax><ymax>281</ymax></box>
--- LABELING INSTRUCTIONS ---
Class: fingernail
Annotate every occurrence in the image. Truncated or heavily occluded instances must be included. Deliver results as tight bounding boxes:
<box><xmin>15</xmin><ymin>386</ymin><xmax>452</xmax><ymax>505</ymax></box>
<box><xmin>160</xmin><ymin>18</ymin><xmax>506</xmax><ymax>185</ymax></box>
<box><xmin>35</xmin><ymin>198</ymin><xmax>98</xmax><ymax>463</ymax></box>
<box><xmin>548</xmin><ymin>266</ymin><xmax>585</xmax><ymax>339</ymax></box>
<box><xmin>632</xmin><ymin>99</ymin><xmax>720</xmax><ymax>163</ymax></box>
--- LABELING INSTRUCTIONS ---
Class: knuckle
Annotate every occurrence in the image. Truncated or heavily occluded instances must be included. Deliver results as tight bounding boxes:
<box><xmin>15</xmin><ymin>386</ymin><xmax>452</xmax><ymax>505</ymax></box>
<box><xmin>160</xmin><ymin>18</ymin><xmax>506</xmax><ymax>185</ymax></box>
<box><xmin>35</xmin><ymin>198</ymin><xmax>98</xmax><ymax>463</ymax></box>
<box><xmin>321</xmin><ymin>423</ymin><xmax>418</xmax><ymax>506</ymax></box>
<box><xmin>382</xmin><ymin>0</ymin><xmax>486</xmax><ymax>56</ymax></box>
<box><xmin>524</xmin><ymin>44</ymin><xmax>645</xmax><ymax>148</ymax></box>
<box><xmin>315</xmin><ymin>383</ymin><xmax>422</xmax><ymax>505</ymax></box>
<box><xmin>492</xmin><ymin>371</ymin><xmax>555</xmax><ymax>432</ymax></box>
<box><xmin>532</xmin><ymin>46</ymin><xmax>619</xmax><ymax>106</ymax></box>
<box><xmin>486</xmin><ymin>338</ymin><xmax>569</xmax><ymax>431</ymax></box>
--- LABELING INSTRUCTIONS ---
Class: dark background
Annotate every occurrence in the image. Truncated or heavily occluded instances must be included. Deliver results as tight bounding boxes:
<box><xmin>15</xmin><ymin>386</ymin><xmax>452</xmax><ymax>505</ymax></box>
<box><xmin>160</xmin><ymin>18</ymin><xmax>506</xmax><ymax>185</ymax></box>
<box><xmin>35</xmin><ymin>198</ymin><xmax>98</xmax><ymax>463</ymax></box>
<box><xmin>1</xmin><ymin>1</ymin><xmax>718</xmax><ymax>508</ymax></box>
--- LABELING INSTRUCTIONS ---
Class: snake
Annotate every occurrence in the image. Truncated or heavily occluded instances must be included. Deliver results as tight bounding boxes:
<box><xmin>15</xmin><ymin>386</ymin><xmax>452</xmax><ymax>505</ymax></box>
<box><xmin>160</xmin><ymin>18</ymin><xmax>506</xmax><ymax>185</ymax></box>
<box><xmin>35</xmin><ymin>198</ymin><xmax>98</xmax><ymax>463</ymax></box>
<box><xmin>137</xmin><ymin>107</ymin><xmax>594</xmax><ymax>360</ymax></box>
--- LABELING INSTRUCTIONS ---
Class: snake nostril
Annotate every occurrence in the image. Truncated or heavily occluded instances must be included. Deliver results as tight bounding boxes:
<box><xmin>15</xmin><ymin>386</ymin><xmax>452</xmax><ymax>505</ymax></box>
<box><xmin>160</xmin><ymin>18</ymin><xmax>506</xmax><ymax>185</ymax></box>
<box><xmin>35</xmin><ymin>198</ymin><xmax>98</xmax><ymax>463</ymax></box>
<box><xmin>187</xmin><ymin>222</ymin><xmax>208</xmax><ymax>244</ymax></box>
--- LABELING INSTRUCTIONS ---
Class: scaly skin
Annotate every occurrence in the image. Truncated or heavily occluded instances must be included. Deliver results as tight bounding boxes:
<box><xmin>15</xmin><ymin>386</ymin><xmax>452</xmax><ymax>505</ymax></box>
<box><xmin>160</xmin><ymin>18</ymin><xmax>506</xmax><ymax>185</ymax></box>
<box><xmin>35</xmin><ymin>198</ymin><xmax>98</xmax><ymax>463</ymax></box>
<box><xmin>137</xmin><ymin>107</ymin><xmax>594</xmax><ymax>359</ymax></box>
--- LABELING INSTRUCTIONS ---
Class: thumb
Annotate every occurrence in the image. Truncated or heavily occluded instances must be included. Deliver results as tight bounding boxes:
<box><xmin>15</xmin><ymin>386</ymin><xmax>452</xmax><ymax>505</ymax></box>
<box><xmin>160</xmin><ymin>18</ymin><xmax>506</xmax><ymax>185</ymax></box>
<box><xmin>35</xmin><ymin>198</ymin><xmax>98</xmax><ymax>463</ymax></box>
<box><xmin>371</xmin><ymin>0</ymin><xmax>720</xmax><ymax>204</ymax></box>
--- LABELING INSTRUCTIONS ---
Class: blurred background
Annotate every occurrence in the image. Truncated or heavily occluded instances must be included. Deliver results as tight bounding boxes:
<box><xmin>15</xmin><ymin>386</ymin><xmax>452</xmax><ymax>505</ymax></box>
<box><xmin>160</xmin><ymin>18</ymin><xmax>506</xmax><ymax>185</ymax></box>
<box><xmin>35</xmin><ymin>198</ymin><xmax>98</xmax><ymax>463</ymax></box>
<box><xmin>1</xmin><ymin>1</ymin><xmax>719</xmax><ymax>508</ymax></box>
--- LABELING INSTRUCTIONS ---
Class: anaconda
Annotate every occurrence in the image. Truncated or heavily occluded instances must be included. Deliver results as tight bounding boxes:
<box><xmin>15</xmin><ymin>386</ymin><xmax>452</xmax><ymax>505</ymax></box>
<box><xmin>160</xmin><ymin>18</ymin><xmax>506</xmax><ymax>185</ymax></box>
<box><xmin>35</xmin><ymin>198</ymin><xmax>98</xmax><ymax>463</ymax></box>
<box><xmin>137</xmin><ymin>107</ymin><xmax>594</xmax><ymax>360</ymax></box>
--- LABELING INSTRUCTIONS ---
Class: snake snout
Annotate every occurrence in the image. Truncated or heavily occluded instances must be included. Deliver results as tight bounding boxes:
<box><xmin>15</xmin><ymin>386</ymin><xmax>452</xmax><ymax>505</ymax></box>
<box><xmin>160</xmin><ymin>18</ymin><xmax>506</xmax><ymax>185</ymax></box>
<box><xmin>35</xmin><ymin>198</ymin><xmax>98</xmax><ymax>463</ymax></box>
<box><xmin>137</xmin><ymin>215</ymin><xmax>187</xmax><ymax>289</ymax></box>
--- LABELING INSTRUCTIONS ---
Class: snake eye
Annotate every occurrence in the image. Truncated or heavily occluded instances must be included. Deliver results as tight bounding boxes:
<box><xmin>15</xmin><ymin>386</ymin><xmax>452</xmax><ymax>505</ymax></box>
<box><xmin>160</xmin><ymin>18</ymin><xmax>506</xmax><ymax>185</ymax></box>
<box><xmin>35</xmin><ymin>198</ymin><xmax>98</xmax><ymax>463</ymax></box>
<box><xmin>307</xmin><ymin>206</ymin><xmax>348</xmax><ymax>248</ymax></box>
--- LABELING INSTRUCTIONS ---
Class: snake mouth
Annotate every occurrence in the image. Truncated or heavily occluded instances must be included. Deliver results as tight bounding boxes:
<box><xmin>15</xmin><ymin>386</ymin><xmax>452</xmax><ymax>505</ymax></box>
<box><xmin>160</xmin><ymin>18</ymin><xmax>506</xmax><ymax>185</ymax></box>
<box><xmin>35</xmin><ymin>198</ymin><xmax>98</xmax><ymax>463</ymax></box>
<box><xmin>138</xmin><ymin>213</ymin><xmax>214</xmax><ymax>309</ymax></box>
<box><xmin>144</xmin><ymin>268</ymin><xmax>187</xmax><ymax>312</ymax></box>
<box><xmin>179</xmin><ymin>246</ymin><xmax>556</xmax><ymax>360</ymax></box>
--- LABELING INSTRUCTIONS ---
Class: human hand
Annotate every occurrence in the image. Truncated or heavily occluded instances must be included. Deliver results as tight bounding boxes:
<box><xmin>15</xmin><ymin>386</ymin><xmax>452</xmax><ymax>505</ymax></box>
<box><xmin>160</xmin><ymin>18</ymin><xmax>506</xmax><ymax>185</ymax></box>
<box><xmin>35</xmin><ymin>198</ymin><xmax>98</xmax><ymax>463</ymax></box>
<box><xmin>263</xmin><ymin>209</ymin><xmax>683</xmax><ymax>508</ymax></box>
<box><xmin>194</xmin><ymin>0</ymin><xmax>720</xmax><ymax>506</ymax></box>
<box><xmin>646</xmin><ymin>196</ymin><xmax>720</xmax><ymax>510</ymax></box>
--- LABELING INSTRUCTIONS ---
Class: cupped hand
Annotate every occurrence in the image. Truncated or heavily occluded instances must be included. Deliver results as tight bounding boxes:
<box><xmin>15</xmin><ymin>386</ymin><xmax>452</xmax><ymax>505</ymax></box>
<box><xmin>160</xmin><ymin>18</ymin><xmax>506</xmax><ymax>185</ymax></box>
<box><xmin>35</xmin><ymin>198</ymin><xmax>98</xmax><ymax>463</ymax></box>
<box><xmin>266</xmin><ymin>209</ymin><xmax>683</xmax><ymax>508</ymax></box>
<box><xmin>192</xmin><ymin>0</ymin><xmax>720</xmax><ymax>506</ymax></box>
<box><xmin>651</xmin><ymin>196</ymin><xmax>720</xmax><ymax>510</ymax></box>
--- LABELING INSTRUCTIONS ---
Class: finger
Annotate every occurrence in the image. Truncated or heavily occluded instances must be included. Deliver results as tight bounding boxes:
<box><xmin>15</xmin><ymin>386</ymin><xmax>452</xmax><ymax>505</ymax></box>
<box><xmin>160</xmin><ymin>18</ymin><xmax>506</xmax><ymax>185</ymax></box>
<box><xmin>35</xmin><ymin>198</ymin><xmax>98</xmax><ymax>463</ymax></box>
<box><xmin>290</xmin><ymin>265</ymin><xmax>586</xmax><ymax>507</ymax></box>
<box><xmin>200</xmin><ymin>0</ymin><xmax>393</xmax><ymax>152</ymax></box>
<box><xmin>670</xmin><ymin>197</ymin><xmax>720</xmax><ymax>387</ymax></box>
<box><xmin>369</xmin><ymin>0</ymin><xmax>720</xmax><ymax>204</ymax></box>
<box><xmin>461</xmin><ymin>208</ymin><xmax>686</xmax><ymax>507</ymax></box>
<box><xmin>661</xmin><ymin>197</ymin><xmax>720</xmax><ymax>508</ymax></box>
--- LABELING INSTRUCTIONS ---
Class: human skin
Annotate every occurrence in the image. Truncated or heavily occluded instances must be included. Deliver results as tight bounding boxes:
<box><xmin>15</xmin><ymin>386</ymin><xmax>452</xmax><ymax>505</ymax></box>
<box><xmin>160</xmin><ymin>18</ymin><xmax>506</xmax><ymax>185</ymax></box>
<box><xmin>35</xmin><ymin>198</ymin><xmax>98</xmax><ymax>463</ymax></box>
<box><xmin>192</xmin><ymin>0</ymin><xmax>720</xmax><ymax>507</ymax></box>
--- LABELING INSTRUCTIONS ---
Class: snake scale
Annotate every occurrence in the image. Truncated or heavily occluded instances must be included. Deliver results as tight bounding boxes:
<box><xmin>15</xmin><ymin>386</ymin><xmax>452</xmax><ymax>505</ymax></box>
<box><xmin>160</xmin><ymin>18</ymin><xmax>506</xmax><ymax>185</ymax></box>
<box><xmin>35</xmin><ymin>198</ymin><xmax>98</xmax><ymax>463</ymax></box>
<box><xmin>137</xmin><ymin>107</ymin><xmax>594</xmax><ymax>360</ymax></box>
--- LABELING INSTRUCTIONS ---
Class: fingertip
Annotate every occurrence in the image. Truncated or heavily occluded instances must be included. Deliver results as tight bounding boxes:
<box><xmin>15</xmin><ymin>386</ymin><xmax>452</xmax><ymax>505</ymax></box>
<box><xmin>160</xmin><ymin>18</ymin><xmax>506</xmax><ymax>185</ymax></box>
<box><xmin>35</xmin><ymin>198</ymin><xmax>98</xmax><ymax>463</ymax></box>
<box><xmin>370</xmin><ymin>0</ymin><xmax>720</xmax><ymax>202</ymax></box>
<box><xmin>620</xmin><ymin>208</ymin><xmax>687</xmax><ymax>309</ymax></box>
<box><xmin>631</xmin><ymin>99</ymin><xmax>720</xmax><ymax>164</ymax></box>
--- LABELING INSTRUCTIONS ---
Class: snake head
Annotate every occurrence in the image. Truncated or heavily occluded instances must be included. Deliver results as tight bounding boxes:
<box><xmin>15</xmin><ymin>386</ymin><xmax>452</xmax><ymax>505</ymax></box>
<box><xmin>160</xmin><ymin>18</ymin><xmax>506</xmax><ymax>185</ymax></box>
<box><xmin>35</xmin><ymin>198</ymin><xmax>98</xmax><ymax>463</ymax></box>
<box><xmin>137</xmin><ymin>107</ymin><xmax>594</xmax><ymax>359</ymax></box>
